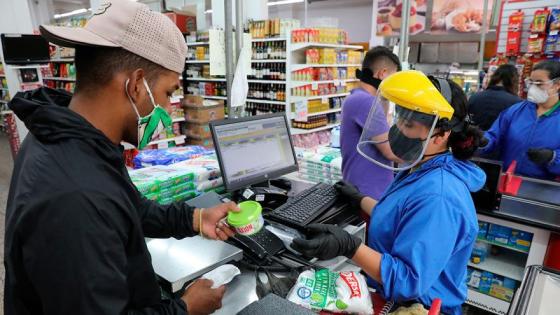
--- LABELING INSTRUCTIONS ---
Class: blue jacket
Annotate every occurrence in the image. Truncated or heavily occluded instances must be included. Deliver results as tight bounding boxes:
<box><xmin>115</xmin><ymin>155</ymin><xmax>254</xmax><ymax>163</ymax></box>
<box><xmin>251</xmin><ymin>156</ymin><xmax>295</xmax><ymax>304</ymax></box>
<box><xmin>368</xmin><ymin>153</ymin><xmax>485</xmax><ymax>315</ymax></box>
<box><xmin>481</xmin><ymin>100</ymin><xmax>560</xmax><ymax>180</ymax></box>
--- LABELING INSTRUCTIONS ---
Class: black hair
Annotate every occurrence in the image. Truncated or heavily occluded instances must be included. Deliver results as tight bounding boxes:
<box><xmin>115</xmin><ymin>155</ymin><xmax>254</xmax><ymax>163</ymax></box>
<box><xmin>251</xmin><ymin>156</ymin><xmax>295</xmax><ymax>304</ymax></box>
<box><xmin>74</xmin><ymin>46</ymin><xmax>166</xmax><ymax>94</ymax></box>
<box><xmin>362</xmin><ymin>46</ymin><xmax>401</xmax><ymax>74</ymax></box>
<box><xmin>533</xmin><ymin>60</ymin><xmax>560</xmax><ymax>80</ymax></box>
<box><xmin>488</xmin><ymin>64</ymin><xmax>519</xmax><ymax>95</ymax></box>
<box><xmin>429</xmin><ymin>76</ymin><xmax>485</xmax><ymax>160</ymax></box>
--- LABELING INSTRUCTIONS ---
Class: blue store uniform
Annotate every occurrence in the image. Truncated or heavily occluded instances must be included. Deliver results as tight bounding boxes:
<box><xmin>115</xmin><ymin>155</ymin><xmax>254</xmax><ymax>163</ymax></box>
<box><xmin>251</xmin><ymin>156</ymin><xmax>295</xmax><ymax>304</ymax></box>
<box><xmin>367</xmin><ymin>153</ymin><xmax>485</xmax><ymax>315</ymax></box>
<box><xmin>481</xmin><ymin>100</ymin><xmax>560</xmax><ymax>180</ymax></box>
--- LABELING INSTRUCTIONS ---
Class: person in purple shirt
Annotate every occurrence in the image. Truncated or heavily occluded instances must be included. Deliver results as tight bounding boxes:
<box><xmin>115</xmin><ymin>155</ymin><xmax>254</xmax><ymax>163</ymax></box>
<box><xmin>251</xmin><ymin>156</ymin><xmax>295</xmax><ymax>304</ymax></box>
<box><xmin>340</xmin><ymin>47</ymin><xmax>402</xmax><ymax>216</ymax></box>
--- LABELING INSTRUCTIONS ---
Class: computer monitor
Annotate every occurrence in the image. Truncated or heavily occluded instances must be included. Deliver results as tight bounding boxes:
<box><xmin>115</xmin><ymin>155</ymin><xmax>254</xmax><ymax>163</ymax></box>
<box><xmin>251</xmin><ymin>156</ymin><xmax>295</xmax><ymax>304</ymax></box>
<box><xmin>210</xmin><ymin>113</ymin><xmax>298</xmax><ymax>192</ymax></box>
<box><xmin>470</xmin><ymin>157</ymin><xmax>503</xmax><ymax>211</ymax></box>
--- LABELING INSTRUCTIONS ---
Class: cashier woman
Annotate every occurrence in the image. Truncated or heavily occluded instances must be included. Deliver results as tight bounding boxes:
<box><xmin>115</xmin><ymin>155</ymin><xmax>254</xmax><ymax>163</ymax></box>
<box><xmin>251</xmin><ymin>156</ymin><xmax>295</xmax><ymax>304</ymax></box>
<box><xmin>479</xmin><ymin>60</ymin><xmax>560</xmax><ymax>180</ymax></box>
<box><xmin>293</xmin><ymin>71</ymin><xmax>487</xmax><ymax>314</ymax></box>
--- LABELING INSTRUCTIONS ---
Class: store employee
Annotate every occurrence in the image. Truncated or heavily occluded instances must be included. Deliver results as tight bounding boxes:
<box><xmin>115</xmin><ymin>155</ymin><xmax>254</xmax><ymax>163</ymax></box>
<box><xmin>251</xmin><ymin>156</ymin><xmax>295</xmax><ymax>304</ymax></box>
<box><xmin>293</xmin><ymin>71</ymin><xmax>486</xmax><ymax>314</ymax></box>
<box><xmin>5</xmin><ymin>1</ymin><xmax>236</xmax><ymax>314</ymax></box>
<box><xmin>480</xmin><ymin>60</ymin><xmax>560</xmax><ymax>180</ymax></box>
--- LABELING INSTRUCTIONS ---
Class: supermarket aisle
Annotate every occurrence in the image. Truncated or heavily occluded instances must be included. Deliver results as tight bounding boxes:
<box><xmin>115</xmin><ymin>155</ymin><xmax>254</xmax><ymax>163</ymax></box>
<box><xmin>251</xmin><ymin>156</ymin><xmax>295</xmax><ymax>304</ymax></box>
<box><xmin>0</xmin><ymin>133</ymin><xmax>13</xmax><ymax>311</ymax></box>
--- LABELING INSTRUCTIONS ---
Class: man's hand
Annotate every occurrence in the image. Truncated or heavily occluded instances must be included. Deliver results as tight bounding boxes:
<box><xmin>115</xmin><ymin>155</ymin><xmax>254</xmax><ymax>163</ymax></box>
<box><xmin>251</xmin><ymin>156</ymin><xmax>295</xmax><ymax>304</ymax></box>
<box><xmin>182</xmin><ymin>279</ymin><xmax>226</xmax><ymax>315</ymax></box>
<box><xmin>291</xmin><ymin>224</ymin><xmax>362</xmax><ymax>260</ymax></box>
<box><xmin>194</xmin><ymin>202</ymin><xmax>240</xmax><ymax>240</ymax></box>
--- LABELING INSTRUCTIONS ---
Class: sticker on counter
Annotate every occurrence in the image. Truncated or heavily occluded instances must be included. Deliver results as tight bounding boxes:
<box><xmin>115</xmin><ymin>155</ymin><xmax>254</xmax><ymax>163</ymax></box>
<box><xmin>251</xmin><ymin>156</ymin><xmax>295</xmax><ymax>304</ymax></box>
<box><xmin>255</xmin><ymin>194</ymin><xmax>265</xmax><ymax>202</ymax></box>
<box><xmin>243</xmin><ymin>188</ymin><xmax>254</xmax><ymax>199</ymax></box>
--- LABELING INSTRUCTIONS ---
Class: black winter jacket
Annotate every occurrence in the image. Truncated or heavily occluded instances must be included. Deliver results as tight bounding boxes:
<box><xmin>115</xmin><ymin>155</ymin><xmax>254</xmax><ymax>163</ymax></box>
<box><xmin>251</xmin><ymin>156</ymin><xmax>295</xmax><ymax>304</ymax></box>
<box><xmin>5</xmin><ymin>87</ymin><xmax>195</xmax><ymax>315</ymax></box>
<box><xmin>467</xmin><ymin>85</ymin><xmax>522</xmax><ymax>131</ymax></box>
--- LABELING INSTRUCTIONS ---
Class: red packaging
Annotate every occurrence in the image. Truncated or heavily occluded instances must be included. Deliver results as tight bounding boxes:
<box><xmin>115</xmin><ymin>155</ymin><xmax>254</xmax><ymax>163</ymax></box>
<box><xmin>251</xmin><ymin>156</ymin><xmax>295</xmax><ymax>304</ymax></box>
<box><xmin>527</xmin><ymin>34</ymin><xmax>546</xmax><ymax>53</ymax></box>
<box><xmin>505</xmin><ymin>10</ymin><xmax>523</xmax><ymax>56</ymax></box>
<box><xmin>164</xmin><ymin>13</ymin><xmax>196</xmax><ymax>34</ymax></box>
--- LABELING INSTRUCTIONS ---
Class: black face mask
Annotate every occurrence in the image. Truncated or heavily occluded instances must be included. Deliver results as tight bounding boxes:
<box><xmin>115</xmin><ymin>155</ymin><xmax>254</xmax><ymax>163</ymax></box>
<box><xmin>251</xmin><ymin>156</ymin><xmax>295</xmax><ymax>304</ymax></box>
<box><xmin>388</xmin><ymin>125</ymin><xmax>426</xmax><ymax>161</ymax></box>
<box><xmin>356</xmin><ymin>69</ymin><xmax>382</xmax><ymax>89</ymax></box>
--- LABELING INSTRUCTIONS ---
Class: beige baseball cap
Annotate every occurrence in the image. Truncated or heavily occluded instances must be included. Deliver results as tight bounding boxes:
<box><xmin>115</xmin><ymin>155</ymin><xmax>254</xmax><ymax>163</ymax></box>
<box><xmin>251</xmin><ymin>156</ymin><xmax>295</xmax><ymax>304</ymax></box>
<box><xmin>40</xmin><ymin>0</ymin><xmax>187</xmax><ymax>73</ymax></box>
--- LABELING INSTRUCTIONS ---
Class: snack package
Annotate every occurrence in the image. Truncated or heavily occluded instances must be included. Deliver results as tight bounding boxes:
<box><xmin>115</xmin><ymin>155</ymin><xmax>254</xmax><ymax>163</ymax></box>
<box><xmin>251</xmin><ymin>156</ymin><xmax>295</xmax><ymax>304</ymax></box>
<box><xmin>530</xmin><ymin>8</ymin><xmax>550</xmax><ymax>33</ymax></box>
<box><xmin>287</xmin><ymin>269</ymin><xmax>373</xmax><ymax>315</ymax></box>
<box><xmin>544</xmin><ymin>31</ymin><xmax>559</xmax><ymax>53</ymax></box>
<box><xmin>549</xmin><ymin>8</ymin><xmax>560</xmax><ymax>31</ymax></box>
<box><xmin>505</xmin><ymin>10</ymin><xmax>524</xmax><ymax>56</ymax></box>
<box><xmin>527</xmin><ymin>34</ymin><xmax>546</xmax><ymax>53</ymax></box>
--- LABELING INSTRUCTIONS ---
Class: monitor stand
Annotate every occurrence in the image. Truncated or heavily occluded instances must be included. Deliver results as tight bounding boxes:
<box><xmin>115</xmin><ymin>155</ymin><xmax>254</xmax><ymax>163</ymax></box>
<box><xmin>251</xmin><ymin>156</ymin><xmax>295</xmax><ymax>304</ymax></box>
<box><xmin>233</xmin><ymin>179</ymin><xmax>289</xmax><ymax>210</ymax></box>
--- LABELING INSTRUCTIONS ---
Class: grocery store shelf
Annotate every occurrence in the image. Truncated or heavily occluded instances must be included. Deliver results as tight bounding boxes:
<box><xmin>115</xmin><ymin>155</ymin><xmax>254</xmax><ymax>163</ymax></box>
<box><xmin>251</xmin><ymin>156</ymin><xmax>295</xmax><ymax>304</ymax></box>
<box><xmin>148</xmin><ymin>135</ymin><xmax>186</xmax><ymax>146</ymax></box>
<box><xmin>172</xmin><ymin>117</ymin><xmax>185</xmax><ymax>123</ymax></box>
<box><xmin>251</xmin><ymin>59</ymin><xmax>287</xmax><ymax>63</ymax></box>
<box><xmin>50</xmin><ymin>58</ymin><xmax>74</xmax><ymax>62</ymax></box>
<box><xmin>186</xmin><ymin>60</ymin><xmax>209</xmax><ymax>64</ymax></box>
<box><xmin>291</xmin><ymin>78</ymin><xmax>358</xmax><ymax>88</ymax></box>
<box><xmin>291</xmin><ymin>92</ymin><xmax>349</xmax><ymax>102</ymax></box>
<box><xmin>466</xmin><ymin>289</ymin><xmax>510</xmax><ymax>315</ymax></box>
<box><xmin>291</xmin><ymin>42</ymin><xmax>363</xmax><ymax>51</ymax></box>
<box><xmin>476</xmin><ymin>238</ymin><xmax>529</xmax><ymax>254</ymax></box>
<box><xmin>8</xmin><ymin>65</ymin><xmax>49</xmax><ymax>70</ymax></box>
<box><xmin>252</xmin><ymin>37</ymin><xmax>287</xmax><ymax>42</ymax></box>
<box><xmin>185</xmin><ymin>77</ymin><xmax>226</xmax><ymax>82</ymax></box>
<box><xmin>304</xmin><ymin>107</ymin><xmax>341</xmax><ymax>117</ymax></box>
<box><xmin>291</xmin><ymin>122</ymin><xmax>340</xmax><ymax>135</ymax></box>
<box><xmin>185</xmin><ymin>42</ymin><xmax>209</xmax><ymax>46</ymax></box>
<box><xmin>43</xmin><ymin>77</ymin><xmax>75</xmax><ymax>81</ymax></box>
<box><xmin>291</xmin><ymin>63</ymin><xmax>361</xmax><ymax>71</ymax></box>
<box><xmin>245</xmin><ymin>98</ymin><xmax>285</xmax><ymax>105</ymax></box>
<box><xmin>247</xmin><ymin>79</ymin><xmax>286</xmax><ymax>84</ymax></box>
<box><xmin>170</xmin><ymin>95</ymin><xmax>184</xmax><ymax>103</ymax></box>
<box><xmin>467</xmin><ymin>252</ymin><xmax>525</xmax><ymax>281</ymax></box>
<box><xmin>193</xmin><ymin>95</ymin><xmax>227</xmax><ymax>100</ymax></box>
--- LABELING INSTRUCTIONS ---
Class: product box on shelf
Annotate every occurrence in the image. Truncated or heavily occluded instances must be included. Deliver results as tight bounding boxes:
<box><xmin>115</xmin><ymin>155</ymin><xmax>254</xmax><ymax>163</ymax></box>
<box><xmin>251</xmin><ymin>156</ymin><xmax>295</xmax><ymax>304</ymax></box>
<box><xmin>508</xmin><ymin>229</ymin><xmax>533</xmax><ymax>251</ymax></box>
<box><xmin>479</xmin><ymin>271</ymin><xmax>494</xmax><ymax>294</ymax></box>
<box><xmin>471</xmin><ymin>241</ymin><xmax>489</xmax><ymax>264</ymax></box>
<box><xmin>185</xmin><ymin>122</ymin><xmax>211</xmax><ymax>139</ymax></box>
<box><xmin>487</xmin><ymin>224</ymin><xmax>513</xmax><ymax>246</ymax></box>
<box><xmin>489</xmin><ymin>275</ymin><xmax>515</xmax><ymax>302</ymax></box>
<box><xmin>467</xmin><ymin>269</ymin><xmax>482</xmax><ymax>289</ymax></box>
<box><xmin>183</xmin><ymin>95</ymin><xmax>225</xmax><ymax>123</ymax></box>
<box><xmin>478</xmin><ymin>221</ymin><xmax>489</xmax><ymax>239</ymax></box>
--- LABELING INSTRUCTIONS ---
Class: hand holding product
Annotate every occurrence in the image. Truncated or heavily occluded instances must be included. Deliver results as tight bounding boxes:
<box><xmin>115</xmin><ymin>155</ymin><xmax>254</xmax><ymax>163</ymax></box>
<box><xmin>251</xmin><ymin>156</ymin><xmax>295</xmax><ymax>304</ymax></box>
<box><xmin>291</xmin><ymin>223</ymin><xmax>361</xmax><ymax>260</ymax></box>
<box><xmin>197</xmin><ymin>201</ymin><xmax>240</xmax><ymax>240</ymax></box>
<box><xmin>182</xmin><ymin>278</ymin><xmax>226</xmax><ymax>315</ymax></box>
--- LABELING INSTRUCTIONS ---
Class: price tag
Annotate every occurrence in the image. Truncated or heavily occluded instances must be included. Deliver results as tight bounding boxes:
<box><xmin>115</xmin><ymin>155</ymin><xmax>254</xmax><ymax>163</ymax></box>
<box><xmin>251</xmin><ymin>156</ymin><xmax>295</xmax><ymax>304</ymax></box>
<box><xmin>175</xmin><ymin>136</ymin><xmax>186</xmax><ymax>145</ymax></box>
<box><xmin>294</xmin><ymin>99</ymin><xmax>308</xmax><ymax>122</ymax></box>
<box><xmin>321</xmin><ymin>96</ymin><xmax>329</xmax><ymax>104</ymax></box>
<box><xmin>243</xmin><ymin>189</ymin><xmax>255</xmax><ymax>199</ymax></box>
<box><xmin>158</xmin><ymin>141</ymin><xmax>168</xmax><ymax>149</ymax></box>
<box><xmin>340</xmin><ymin>80</ymin><xmax>347</xmax><ymax>86</ymax></box>
<box><xmin>311</xmin><ymin>82</ymin><xmax>318</xmax><ymax>90</ymax></box>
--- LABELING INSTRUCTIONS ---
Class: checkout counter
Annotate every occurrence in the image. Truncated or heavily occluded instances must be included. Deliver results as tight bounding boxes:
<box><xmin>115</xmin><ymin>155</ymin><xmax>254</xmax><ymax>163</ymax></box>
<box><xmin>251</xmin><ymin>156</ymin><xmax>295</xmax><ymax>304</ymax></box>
<box><xmin>147</xmin><ymin>176</ymin><xmax>366</xmax><ymax>314</ymax></box>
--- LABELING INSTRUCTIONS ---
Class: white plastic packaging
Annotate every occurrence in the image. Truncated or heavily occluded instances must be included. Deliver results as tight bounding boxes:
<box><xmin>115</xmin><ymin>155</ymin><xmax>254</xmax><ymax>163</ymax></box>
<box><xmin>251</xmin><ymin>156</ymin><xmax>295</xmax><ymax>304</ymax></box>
<box><xmin>201</xmin><ymin>264</ymin><xmax>241</xmax><ymax>288</ymax></box>
<box><xmin>287</xmin><ymin>269</ymin><xmax>373</xmax><ymax>315</ymax></box>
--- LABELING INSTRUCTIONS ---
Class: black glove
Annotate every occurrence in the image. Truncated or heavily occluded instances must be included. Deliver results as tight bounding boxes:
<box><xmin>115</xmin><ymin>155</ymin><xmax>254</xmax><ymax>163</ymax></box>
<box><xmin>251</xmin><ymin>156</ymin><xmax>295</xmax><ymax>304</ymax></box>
<box><xmin>527</xmin><ymin>148</ymin><xmax>554</xmax><ymax>165</ymax></box>
<box><xmin>291</xmin><ymin>224</ymin><xmax>362</xmax><ymax>260</ymax></box>
<box><xmin>334</xmin><ymin>180</ymin><xmax>365</xmax><ymax>211</ymax></box>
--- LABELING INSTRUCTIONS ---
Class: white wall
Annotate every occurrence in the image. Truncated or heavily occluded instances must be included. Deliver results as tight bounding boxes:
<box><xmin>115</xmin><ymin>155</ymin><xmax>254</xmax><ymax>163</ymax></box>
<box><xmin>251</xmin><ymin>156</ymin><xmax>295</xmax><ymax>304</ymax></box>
<box><xmin>268</xmin><ymin>0</ymin><xmax>373</xmax><ymax>43</ymax></box>
<box><xmin>0</xmin><ymin>0</ymin><xmax>34</xmax><ymax>34</ymax></box>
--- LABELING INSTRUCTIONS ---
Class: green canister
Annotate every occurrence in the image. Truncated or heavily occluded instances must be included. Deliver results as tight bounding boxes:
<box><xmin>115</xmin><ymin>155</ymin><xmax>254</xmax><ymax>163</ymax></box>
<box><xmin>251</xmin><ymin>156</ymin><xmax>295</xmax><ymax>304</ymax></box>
<box><xmin>227</xmin><ymin>201</ymin><xmax>264</xmax><ymax>235</ymax></box>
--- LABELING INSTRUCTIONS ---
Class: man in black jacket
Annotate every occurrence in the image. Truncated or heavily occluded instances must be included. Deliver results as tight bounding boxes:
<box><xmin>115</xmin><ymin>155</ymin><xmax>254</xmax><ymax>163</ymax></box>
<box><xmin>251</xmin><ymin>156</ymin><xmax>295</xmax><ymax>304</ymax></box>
<box><xmin>4</xmin><ymin>1</ymin><xmax>238</xmax><ymax>314</ymax></box>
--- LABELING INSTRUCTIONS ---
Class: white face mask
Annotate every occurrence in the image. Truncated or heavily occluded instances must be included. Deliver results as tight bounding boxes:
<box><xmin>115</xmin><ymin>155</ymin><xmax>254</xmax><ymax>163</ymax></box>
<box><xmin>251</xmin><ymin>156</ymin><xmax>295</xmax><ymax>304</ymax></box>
<box><xmin>527</xmin><ymin>85</ymin><xmax>550</xmax><ymax>104</ymax></box>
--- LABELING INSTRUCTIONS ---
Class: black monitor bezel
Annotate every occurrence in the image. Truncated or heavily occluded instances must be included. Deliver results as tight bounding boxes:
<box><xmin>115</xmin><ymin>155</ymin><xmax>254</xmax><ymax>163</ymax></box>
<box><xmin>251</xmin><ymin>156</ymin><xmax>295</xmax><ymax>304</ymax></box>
<box><xmin>209</xmin><ymin>112</ymin><xmax>298</xmax><ymax>192</ymax></box>
<box><xmin>1</xmin><ymin>34</ymin><xmax>50</xmax><ymax>65</ymax></box>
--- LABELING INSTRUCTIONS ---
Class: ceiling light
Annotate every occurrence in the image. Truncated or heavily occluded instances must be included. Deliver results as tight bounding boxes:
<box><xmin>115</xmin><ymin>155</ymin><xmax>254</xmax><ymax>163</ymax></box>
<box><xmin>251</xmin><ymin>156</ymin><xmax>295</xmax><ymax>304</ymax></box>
<box><xmin>54</xmin><ymin>8</ymin><xmax>91</xmax><ymax>19</ymax></box>
<box><xmin>268</xmin><ymin>0</ymin><xmax>304</xmax><ymax>6</ymax></box>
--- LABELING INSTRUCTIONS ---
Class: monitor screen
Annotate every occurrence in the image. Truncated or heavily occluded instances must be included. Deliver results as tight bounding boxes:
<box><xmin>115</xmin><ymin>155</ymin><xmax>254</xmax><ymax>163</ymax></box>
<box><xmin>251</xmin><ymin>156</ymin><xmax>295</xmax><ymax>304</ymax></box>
<box><xmin>210</xmin><ymin>113</ymin><xmax>298</xmax><ymax>191</ymax></box>
<box><xmin>470</xmin><ymin>157</ymin><xmax>503</xmax><ymax>211</ymax></box>
<box><xmin>1</xmin><ymin>34</ymin><xmax>50</xmax><ymax>65</ymax></box>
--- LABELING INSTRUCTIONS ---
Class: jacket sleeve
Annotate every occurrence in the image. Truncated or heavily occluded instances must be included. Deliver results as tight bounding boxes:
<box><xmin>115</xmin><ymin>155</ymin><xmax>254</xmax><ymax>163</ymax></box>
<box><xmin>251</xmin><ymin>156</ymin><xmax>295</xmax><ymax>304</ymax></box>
<box><xmin>481</xmin><ymin>108</ymin><xmax>512</xmax><ymax>156</ymax></box>
<box><xmin>378</xmin><ymin>193</ymin><xmax>471</xmax><ymax>301</ymax></box>
<box><xmin>136</xmin><ymin>195</ymin><xmax>197</xmax><ymax>239</ymax></box>
<box><xmin>22</xmin><ymin>192</ymin><xmax>187</xmax><ymax>315</ymax></box>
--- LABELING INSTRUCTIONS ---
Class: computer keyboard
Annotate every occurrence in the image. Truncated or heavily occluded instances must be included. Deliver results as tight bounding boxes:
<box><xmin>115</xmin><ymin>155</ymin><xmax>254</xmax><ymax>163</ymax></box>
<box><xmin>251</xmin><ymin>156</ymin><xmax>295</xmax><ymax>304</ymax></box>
<box><xmin>266</xmin><ymin>182</ymin><xmax>339</xmax><ymax>229</ymax></box>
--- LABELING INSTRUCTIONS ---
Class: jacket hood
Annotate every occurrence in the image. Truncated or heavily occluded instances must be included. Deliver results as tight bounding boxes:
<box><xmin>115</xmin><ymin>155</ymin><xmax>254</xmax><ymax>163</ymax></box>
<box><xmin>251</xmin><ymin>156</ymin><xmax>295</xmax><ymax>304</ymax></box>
<box><xmin>9</xmin><ymin>87</ymin><xmax>122</xmax><ymax>162</ymax></box>
<box><xmin>418</xmin><ymin>153</ymin><xmax>486</xmax><ymax>192</ymax></box>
